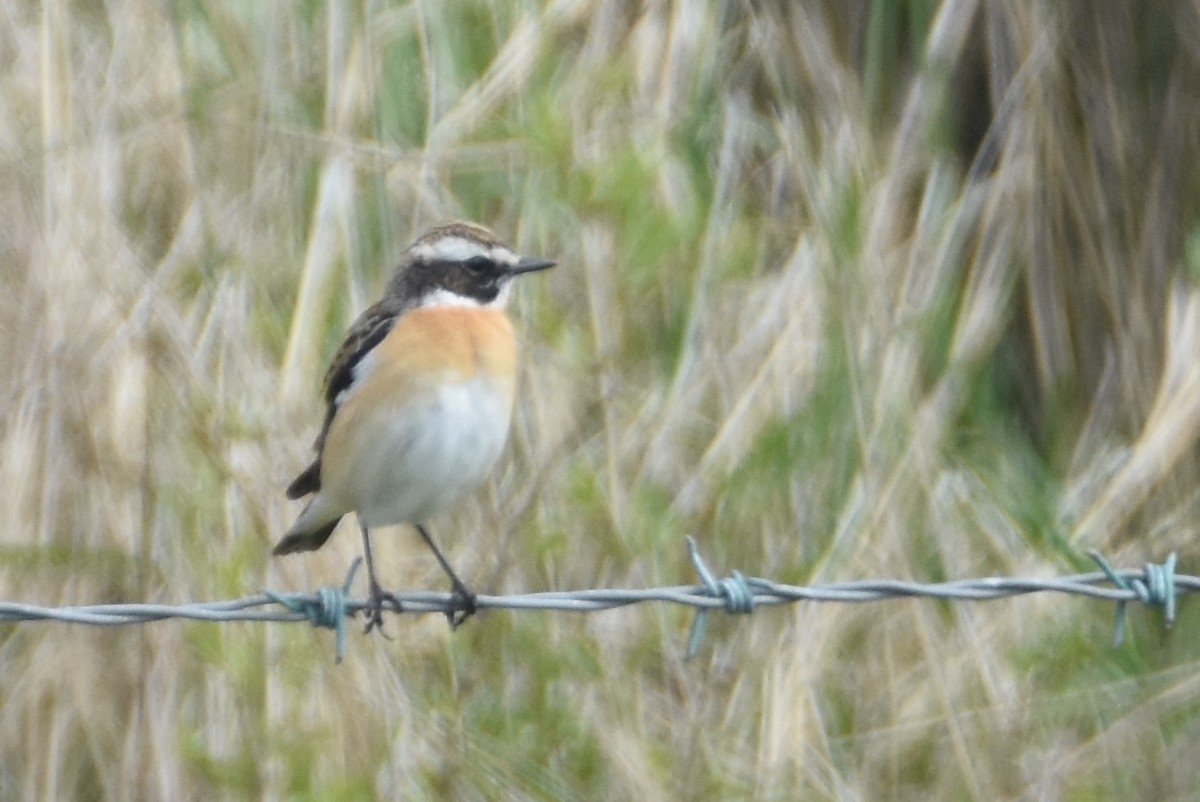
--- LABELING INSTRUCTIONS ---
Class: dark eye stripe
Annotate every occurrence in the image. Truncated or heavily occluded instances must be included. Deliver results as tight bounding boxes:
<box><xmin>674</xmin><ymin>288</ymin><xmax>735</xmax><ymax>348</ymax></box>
<box><xmin>416</xmin><ymin>256</ymin><xmax>496</xmax><ymax>273</ymax></box>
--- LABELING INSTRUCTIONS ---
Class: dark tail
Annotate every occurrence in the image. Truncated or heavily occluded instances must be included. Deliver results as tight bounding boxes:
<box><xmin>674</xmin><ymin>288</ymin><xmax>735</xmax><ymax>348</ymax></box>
<box><xmin>272</xmin><ymin>516</ymin><xmax>341</xmax><ymax>555</ymax></box>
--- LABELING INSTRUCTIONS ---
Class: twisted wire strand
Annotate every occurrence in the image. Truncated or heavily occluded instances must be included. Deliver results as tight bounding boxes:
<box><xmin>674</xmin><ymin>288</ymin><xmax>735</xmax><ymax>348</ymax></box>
<box><xmin>2</xmin><ymin>565</ymin><xmax>1192</xmax><ymax>622</ymax></box>
<box><xmin>1</xmin><ymin>546</ymin><xmax>1187</xmax><ymax>661</ymax></box>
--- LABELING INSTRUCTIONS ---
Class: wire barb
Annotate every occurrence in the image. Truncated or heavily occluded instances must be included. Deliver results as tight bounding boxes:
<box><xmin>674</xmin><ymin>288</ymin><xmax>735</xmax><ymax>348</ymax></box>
<box><xmin>685</xmin><ymin>536</ymin><xmax>756</xmax><ymax>660</ymax></box>
<box><xmin>1087</xmin><ymin>550</ymin><xmax>1178</xmax><ymax>647</ymax></box>
<box><xmin>263</xmin><ymin>558</ymin><xmax>362</xmax><ymax>662</ymax></box>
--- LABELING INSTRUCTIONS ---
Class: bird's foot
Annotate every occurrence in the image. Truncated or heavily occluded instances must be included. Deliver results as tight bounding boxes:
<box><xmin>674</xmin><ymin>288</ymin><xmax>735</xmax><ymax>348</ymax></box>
<box><xmin>446</xmin><ymin>583</ymin><xmax>477</xmax><ymax>630</ymax></box>
<box><xmin>412</xmin><ymin>523</ymin><xmax>477</xmax><ymax>630</ymax></box>
<box><xmin>362</xmin><ymin>580</ymin><xmax>400</xmax><ymax>637</ymax></box>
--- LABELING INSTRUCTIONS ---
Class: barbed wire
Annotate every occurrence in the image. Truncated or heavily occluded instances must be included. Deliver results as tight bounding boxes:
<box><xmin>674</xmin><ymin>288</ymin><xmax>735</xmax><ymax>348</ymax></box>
<box><xmin>0</xmin><ymin>541</ymin><xmax>1189</xmax><ymax>662</ymax></box>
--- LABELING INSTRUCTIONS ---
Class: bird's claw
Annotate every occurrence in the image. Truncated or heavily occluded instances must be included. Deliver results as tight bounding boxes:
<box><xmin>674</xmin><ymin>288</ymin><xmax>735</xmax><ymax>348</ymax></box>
<box><xmin>362</xmin><ymin>582</ymin><xmax>400</xmax><ymax>637</ymax></box>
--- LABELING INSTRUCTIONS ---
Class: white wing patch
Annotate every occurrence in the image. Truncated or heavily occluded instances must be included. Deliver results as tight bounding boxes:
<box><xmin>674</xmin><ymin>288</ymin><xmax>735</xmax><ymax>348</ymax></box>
<box><xmin>334</xmin><ymin>347</ymin><xmax>380</xmax><ymax>408</ymax></box>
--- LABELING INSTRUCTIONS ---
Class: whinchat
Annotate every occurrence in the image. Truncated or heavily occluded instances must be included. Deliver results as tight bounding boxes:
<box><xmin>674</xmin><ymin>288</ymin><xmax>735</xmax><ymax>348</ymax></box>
<box><xmin>273</xmin><ymin>221</ymin><xmax>555</xmax><ymax>631</ymax></box>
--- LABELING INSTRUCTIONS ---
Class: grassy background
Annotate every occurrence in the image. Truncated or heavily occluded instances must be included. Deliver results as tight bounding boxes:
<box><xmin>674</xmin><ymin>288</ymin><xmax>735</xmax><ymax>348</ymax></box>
<box><xmin>3</xmin><ymin>0</ymin><xmax>1200</xmax><ymax>798</ymax></box>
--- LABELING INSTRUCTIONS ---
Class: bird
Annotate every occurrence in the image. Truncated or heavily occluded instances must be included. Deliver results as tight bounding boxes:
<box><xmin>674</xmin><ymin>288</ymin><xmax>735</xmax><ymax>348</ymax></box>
<box><xmin>273</xmin><ymin>221</ymin><xmax>555</xmax><ymax>631</ymax></box>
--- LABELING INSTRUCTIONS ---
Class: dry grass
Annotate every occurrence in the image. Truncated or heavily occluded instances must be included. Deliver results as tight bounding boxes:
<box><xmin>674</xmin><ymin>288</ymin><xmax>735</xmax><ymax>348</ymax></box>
<box><xmin>2</xmin><ymin>0</ymin><xmax>1200</xmax><ymax>798</ymax></box>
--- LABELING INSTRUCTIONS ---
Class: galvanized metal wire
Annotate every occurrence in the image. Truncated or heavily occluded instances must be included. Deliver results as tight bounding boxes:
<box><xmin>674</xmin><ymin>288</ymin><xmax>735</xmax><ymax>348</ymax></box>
<box><xmin>0</xmin><ymin>543</ymin><xmax>1189</xmax><ymax>662</ymax></box>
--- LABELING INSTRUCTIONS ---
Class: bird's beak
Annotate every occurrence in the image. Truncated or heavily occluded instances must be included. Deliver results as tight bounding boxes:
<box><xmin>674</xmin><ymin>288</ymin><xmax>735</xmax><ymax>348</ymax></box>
<box><xmin>511</xmin><ymin>256</ymin><xmax>557</xmax><ymax>275</ymax></box>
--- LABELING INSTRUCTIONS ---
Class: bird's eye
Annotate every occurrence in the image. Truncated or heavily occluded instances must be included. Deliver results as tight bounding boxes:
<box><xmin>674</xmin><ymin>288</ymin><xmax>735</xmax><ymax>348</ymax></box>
<box><xmin>465</xmin><ymin>255</ymin><xmax>491</xmax><ymax>273</ymax></box>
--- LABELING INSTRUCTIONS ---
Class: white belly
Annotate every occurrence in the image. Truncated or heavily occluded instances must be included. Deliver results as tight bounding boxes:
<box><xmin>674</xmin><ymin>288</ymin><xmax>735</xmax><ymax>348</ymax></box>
<box><xmin>336</xmin><ymin>376</ymin><xmax>513</xmax><ymax>527</ymax></box>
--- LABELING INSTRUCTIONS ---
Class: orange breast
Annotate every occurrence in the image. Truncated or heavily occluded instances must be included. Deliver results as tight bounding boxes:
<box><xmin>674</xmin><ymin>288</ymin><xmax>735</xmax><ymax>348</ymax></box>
<box><xmin>334</xmin><ymin>306</ymin><xmax>517</xmax><ymax>419</ymax></box>
<box><xmin>376</xmin><ymin>306</ymin><xmax>516</xmax><ymax>379</ymax></box>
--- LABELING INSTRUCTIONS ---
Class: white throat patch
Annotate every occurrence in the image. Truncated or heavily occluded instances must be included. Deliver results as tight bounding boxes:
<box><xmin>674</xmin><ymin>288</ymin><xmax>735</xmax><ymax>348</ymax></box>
<box><xmin>418</xmin><ymin>284</ymin><xmax>512</xmax><ymax>310</ymax></box>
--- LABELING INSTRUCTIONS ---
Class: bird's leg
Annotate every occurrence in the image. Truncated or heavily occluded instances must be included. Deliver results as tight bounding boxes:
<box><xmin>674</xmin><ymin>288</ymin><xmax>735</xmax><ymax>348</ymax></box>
<box><xmin>415</xmin><ymin>524</ymin><xmax>477</xmax><ymax>628</ymax></box>
<box><xmin>360</xmin><ymin>521</ymin><xmax>399</xmax><ymax>635</ymax></box>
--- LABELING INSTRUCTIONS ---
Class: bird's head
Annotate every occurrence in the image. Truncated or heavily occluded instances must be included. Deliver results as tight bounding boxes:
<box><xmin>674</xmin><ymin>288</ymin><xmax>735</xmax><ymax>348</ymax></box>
<box><xmin>393</xmin><ymin>221</ymin><xmax>556</xmax><ymax>309</ymax></box>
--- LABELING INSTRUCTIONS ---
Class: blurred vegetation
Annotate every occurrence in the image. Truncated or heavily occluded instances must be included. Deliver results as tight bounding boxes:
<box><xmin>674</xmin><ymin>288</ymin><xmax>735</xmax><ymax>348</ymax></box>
<box><xmin>2</xmin><ymin>0</ymin><xmax>1200</xmax><ymax>798</ymax></box>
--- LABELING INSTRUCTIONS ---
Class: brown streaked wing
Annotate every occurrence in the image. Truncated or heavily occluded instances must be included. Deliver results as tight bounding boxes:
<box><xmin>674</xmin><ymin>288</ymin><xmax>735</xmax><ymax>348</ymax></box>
<box><xmin>285</xmin><ymin>460</ymin><xmax>320</xmax><ymax>499</ymax></box>
<box><xmin>286</xmin><ymin>302</ymin><xmax>403</xmax><ymax>499</ymax></box>
<box><xmin>321</xmin><ymin>303</ymin><xmax>402</xmax><ymax>409</ymax></box>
